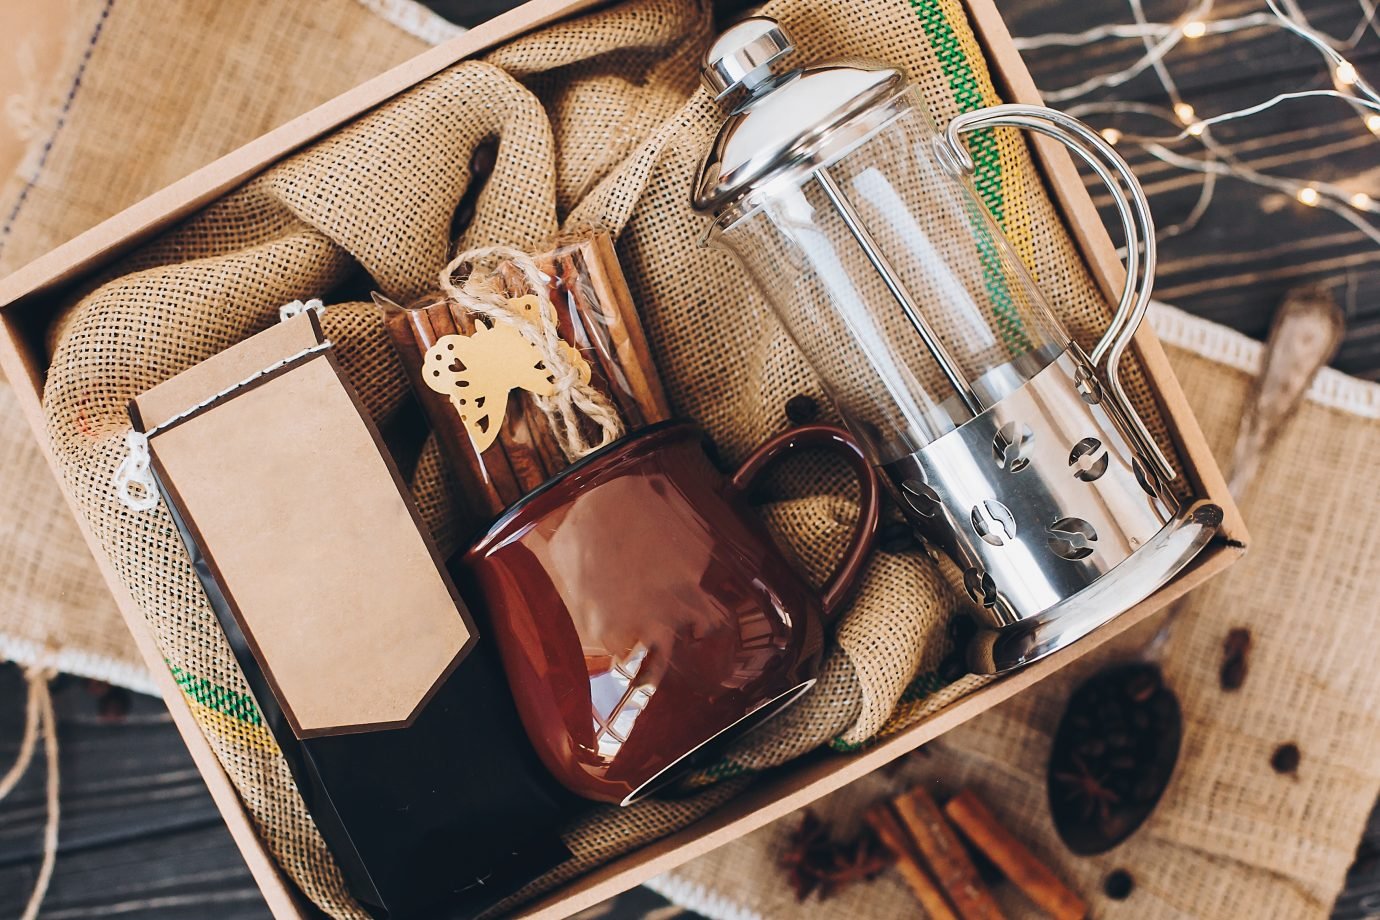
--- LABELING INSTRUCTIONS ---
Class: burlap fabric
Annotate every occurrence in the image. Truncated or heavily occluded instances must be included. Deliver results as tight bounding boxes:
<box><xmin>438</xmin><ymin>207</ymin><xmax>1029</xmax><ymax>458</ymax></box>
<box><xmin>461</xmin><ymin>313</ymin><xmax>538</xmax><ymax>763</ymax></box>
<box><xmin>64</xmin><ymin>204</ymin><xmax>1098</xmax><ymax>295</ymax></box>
<box><xmin>0</xmin><ymin>0</ymin><xmax>437</xmax><ymax>691</ymax></box>
<box><xmin>37</xmin><ymin>0</ymin><xmax>1188</xmax><ymax>915</ymax></box>
<box><xmin>653</xmin><ymin>304</ymin><xmax>1380</xmax><ymax>919</ymax></box>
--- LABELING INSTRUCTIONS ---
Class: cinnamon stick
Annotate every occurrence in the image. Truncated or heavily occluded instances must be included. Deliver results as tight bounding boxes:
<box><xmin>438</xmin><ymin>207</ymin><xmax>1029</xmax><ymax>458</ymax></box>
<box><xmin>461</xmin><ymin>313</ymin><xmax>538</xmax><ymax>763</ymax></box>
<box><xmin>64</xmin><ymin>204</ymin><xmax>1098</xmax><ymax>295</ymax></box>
<box><xmin>537</xmin><ymin>263</ymin><xmax>615</xmax><ymax>449</ymax></box>
<box><xmin>944</xmin><ymin>790</ymin><xmax>1086</xmax><ymax>920</ymax></box>
<box><xmin>473</xmin><ymin>258</ymin><xmax>582</xmax><ymax>475</ymax></box>
<box><xmin>497</xmin><ymin>392</ymin><xmax>551</xmax><ymax>493</ymax></box>
<box><xmin>892</xmin><ymin>787</ymin><xmax>1005</xmax><ymax>920</ymax></box>
<box><xmin>551</xmin><ymin>249</ymin><xmax>647</xmax><ymax>428</ymax></box>
<box><xmin>378</xmin><ymin>296</ymin><xmax>506</xmax><ymax>526</ymax></box>
<box><xmin>866</xmin><ymin>804</ymin><xmax>960</xmax><ymax>920</ymax></box>
<box><xmin>585</xmin><ymin>231</ymin><xmax>672</xmax><ymax>422</ymax></box>
<box><xmin>438</xmin><ymin>301</ymin><xmax>524</xmax><ymax>510</ymax></box>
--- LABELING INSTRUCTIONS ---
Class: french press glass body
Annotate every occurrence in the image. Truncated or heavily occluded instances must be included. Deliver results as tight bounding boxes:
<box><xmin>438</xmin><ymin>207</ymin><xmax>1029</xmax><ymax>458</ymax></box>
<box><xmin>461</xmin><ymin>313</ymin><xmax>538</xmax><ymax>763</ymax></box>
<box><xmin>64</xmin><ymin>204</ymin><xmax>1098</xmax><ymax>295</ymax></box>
<box><xmin>694</xmin><ymin>17</ymin><xmax>1221</xmax><ymax>673</ymax></box>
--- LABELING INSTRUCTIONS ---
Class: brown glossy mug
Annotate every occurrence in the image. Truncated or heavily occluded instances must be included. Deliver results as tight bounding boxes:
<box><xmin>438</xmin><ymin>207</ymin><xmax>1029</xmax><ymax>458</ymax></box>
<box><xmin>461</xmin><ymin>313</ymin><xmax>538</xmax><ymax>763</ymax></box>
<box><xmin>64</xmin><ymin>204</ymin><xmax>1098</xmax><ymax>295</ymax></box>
<box><xmin>461</xmin><ymin>420</ymin><xmax>880</xmax><ymax>805</ymax></box>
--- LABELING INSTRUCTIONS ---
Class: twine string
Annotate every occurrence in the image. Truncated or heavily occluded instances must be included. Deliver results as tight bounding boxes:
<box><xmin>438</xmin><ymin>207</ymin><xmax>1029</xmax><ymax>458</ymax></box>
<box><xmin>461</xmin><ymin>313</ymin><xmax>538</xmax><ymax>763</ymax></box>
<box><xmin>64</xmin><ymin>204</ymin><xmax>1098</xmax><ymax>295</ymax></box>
<box><xmin>439</xmin><ymin>245</ymin><xmax>624</xmax><ymax>459</ymax></box>
<box><xmin>0</xmin><ymin>667</ymin><xmax>59</xmax><ymax>920</ymax></box>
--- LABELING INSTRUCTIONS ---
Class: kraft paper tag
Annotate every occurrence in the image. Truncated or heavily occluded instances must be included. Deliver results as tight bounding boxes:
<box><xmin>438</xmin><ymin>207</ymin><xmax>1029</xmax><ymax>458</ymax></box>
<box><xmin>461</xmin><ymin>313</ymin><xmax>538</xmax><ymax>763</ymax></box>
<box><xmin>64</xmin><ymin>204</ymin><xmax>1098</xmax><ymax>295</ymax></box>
<box><xmin>132</xmin><ymin>314</ymin><xmax>475</xmax><ymax>738</ymax></box>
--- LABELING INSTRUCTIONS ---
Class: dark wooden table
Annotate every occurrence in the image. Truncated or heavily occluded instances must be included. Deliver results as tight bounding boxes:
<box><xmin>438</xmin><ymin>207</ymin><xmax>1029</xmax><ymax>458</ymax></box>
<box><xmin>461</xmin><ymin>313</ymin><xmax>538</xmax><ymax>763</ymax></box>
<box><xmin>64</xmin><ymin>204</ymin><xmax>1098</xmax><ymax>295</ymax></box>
<box><xmin>2</xmin><ymin>0</ymin><xmax>1377</xmax><ymax>917</ymax></box>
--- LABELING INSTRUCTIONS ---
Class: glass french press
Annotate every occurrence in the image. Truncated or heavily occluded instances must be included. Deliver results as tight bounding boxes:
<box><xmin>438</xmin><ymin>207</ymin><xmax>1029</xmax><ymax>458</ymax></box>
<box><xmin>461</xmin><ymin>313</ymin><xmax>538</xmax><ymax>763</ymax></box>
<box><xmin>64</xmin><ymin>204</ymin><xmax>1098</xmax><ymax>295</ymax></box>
<box><xmin>694</xmin><ymin>17</ymin><xmax>1222</xmax><ymax>673</ymax></box>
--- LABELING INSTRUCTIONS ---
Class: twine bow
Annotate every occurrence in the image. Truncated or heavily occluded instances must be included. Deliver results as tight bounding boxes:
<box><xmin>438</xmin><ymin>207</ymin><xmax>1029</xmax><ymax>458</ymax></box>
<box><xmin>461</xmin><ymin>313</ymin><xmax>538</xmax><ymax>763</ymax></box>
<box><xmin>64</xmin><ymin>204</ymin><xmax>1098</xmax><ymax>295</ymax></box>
<box><xmin>438</xmin><ymin>245</ymin><xmax>624</xmax><ymax>459</ymax></box>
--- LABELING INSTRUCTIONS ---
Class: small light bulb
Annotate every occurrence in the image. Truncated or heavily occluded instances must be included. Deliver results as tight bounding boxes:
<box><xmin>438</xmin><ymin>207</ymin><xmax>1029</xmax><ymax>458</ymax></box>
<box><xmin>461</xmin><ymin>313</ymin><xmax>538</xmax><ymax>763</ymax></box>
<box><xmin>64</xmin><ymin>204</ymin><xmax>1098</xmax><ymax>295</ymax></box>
<box><xmin>1186</xmin><ymin>121</ymin><xmax>1206</xmax><ymax>137</ymax></box>
<box><xmin>1174</xmin><ymin>102</ymin><xmax>1197</xmax><ymax>124</ymax></box>
<box><xmin>1182</xmin><ymin>20</ymin><xmax>1207</xmax><ymax>38</ymax></box>
<box><xmin>1297</xmin><ymin>186</ymin><xmax>1321</xmax><ymax>206</ymax></box>
<box><xmin>1350</xmin><ymin>191</ymin><xmax>1373</xmax><ymax>209</ymax></box>
<box><xmin>1336</xmin><ymin>62</ymin><xmax>1359</xmax><ymax>86</ymax></box>
<box><xmin>1367</xmin><ymin>114</ymin><xmax>1380</xmax><ymax>135</ymax></box>
<box><xmin>1100</xmin><ymin>127</ymin><xmax>1123</xmax><ymax>145</ymax></box>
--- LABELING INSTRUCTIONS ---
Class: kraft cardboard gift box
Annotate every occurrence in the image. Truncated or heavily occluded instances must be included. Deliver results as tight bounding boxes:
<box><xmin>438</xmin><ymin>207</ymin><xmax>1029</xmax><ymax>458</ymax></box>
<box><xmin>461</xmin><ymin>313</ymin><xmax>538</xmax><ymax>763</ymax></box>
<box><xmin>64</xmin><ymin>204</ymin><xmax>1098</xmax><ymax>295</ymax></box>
<box><xmin>0</xmin><ymin>0</ymin><xmax>1247</xmax><ymax>916</ymax></box>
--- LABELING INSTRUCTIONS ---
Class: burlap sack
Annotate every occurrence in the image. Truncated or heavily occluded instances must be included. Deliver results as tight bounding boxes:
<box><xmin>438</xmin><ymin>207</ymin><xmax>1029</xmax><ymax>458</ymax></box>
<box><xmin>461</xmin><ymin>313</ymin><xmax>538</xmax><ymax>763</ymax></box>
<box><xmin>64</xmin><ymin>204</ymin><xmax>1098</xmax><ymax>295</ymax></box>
<box><xmin>38</xmin><ymin>0</ymin><xmax>1188</xmax><ymax>914</ymax></box>
<box><xmin>0</xmin><ymin>0</ymin><xmax>437</xmax><ymax>691</ymax></box>
<box><xmin>653</xmin><ymin>304</ymin><xmax>1380</xmax><ymax>919</ymax></box>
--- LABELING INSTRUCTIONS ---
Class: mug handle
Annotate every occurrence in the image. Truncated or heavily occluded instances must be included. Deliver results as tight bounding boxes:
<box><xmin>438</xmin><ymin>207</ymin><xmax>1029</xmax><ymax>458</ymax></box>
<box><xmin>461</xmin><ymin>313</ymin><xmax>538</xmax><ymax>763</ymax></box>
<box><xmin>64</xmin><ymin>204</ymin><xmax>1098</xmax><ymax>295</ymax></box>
<box><xmin>940</xmin><ymin>103</ymin><xmax>1175</xmax><ymax>485</ymax></box>
<box><xmin>726</xmin><ymin>424</ymin><xmax>882</xmax><ymax>622</ymax></box>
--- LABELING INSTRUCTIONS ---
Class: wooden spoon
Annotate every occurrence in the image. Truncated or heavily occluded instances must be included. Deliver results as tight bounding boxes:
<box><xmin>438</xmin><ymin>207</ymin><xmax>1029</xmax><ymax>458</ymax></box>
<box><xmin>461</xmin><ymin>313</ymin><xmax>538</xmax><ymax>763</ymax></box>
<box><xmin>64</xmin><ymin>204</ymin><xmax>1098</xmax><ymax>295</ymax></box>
<box><xmin>1048</xmin><ymin>286</ymin><xmax>1344</xmax><ymax>855</ymax></box>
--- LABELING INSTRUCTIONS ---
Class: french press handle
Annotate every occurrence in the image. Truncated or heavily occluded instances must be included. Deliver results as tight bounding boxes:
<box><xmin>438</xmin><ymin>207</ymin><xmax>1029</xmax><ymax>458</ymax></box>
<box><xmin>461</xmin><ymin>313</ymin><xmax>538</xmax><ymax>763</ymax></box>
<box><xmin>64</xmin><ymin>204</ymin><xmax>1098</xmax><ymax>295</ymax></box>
<box><xmin>940</xmin><ymin>104</ymin><xmax>1175</xmax><ymax>483</ymax></box>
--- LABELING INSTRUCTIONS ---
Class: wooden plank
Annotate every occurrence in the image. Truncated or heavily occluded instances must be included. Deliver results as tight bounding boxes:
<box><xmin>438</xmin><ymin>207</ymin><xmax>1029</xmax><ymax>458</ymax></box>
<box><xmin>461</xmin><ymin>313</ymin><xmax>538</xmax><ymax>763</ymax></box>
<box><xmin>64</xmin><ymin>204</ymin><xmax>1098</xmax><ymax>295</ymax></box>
<box><xmin>1002</xmin><ymin>0</ymin><xmax>1380</xmax><ymax>381</ymax></box>
<box><xmin>0</xmin><ymin>665</ymin><xmax>269</xmax><ymax>920</ymax></box>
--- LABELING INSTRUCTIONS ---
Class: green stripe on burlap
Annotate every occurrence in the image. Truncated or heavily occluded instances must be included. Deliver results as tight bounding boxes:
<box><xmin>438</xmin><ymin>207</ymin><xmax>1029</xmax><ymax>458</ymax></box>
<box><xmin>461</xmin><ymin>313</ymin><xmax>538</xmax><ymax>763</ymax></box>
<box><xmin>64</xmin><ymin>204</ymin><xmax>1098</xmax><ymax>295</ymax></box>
<box><xmin>827</xmin><ymin>665</ymin><xmax>957</xmax><ymax>752</ymax></box>
<box><xmin>909</xmin><ymin>0</ymin><xmax>1032</xmax><ymax>355</ymax></box>
<box><xmin>169</xmin><ymin>663</ymin><xmax>263</xmax><ymax>726</ymax></box>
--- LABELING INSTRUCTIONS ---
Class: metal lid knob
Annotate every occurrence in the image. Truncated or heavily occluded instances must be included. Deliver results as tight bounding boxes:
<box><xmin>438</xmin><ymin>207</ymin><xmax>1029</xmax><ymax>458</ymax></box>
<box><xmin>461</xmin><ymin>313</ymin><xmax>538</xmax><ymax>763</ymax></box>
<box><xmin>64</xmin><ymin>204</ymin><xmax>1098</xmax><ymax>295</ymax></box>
<box><xmin>701</xmin><ymin>17</ymin><xmax>793</xmax><ymax>100</ymax></box>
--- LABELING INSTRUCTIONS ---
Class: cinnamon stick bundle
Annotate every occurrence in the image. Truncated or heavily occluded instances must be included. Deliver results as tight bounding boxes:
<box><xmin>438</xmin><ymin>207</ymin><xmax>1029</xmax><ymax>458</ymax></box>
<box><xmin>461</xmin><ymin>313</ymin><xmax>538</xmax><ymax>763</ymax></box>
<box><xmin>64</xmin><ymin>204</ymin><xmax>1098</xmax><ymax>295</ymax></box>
<box><xmin>891</xmin><ymin>787</ymin><xmax>1005</xmax><ymax>920</ymax></box>
<box><xmin>944</xmin><ymin>790</ymin><xmax>1086</xmax><ymax>920</ymax></box>
<box><xmin>869</xmin><ymin>784</ymin><xmax>1086</xmax><ymax>920</ymax></box>
<box><xmin>380</xmin><ymin>229</ymin><xmax>671</xmax><ymax>540</ymax></box>
<box><xmin>866</xmin><ymin>804</ymin><xmax>959</xmax><ymax>920</ymax></box>
<box><xmin>539</xmin><ymin>230</ymin><xmax>672</xmax><ymax>429</ymax></box>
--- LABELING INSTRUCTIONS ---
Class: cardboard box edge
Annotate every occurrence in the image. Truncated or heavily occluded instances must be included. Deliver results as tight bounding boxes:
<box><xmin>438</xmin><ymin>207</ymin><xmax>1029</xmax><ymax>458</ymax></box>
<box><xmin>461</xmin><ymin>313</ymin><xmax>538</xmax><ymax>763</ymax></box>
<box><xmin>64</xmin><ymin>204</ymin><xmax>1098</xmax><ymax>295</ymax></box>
<box><xmin>0</xmin><ymin>0</ymin><xmax>1248</xmax><ymax>915</ymax></box>
<box><xmin>961</xmin><ymin>0</ymin><xmax>1248</xmax><ymax>547</ymax></box>
<box><xmin>513</xmin><ymin>538</ymin><xmax>1242</xmax><ymax>918</ymax></box>
<box><xmin>0</xmin><ymin>317</ymin><xmax>309</xmax><ymax>917</ymax></box>
<box><xmin>0</xmin><ymin>0</ymin><xmax>610</xmax><ymax>309</ymax></box>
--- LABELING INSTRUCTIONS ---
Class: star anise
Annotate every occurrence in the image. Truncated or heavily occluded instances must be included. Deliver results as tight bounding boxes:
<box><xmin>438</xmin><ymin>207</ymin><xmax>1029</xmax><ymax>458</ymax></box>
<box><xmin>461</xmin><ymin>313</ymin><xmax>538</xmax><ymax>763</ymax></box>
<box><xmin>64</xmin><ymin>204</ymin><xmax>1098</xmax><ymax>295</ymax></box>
<box><xmin>779</xmin><ymin>810</ymin><xmax>894</xmax><ymax>901</ymax></box>
<box><xmin>1052</xmin><ymin>753</ymin><xmax>1121</xmax><ymax>823</ymax></box>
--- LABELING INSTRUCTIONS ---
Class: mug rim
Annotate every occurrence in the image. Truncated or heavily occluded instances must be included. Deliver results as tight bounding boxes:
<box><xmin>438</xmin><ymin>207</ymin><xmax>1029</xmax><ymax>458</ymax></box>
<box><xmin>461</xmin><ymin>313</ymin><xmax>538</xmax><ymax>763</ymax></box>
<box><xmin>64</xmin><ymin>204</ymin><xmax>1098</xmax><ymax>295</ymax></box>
<box><xmin>464</xmin><ymin>418</ymin><xmax>699</xmax><ymax>558</ymax></box>
<box><xmin>619</xmin><ymin>677</ymin><xmax>817</xmax><ymax>806</ymax></box>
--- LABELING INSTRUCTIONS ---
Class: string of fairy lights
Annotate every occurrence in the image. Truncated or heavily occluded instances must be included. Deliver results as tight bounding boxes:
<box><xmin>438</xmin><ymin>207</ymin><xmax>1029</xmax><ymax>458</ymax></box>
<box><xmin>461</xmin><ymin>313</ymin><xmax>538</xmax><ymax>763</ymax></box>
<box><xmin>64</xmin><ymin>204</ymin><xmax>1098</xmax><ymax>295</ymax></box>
<box><xmin>1010</xmin><ymin>0</ymin><xmax>1380</xmax><ymax>248</ymax></box>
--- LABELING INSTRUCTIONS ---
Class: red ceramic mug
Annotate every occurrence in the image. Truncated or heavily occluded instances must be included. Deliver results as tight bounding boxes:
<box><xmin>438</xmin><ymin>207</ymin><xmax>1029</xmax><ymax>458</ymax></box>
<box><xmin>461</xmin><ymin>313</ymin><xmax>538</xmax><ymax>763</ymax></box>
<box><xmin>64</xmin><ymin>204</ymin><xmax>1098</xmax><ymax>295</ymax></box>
<box><xmin>461</xmin><ymin>420</ymin><xmax>881</xmax><ymax>805</ymax></box>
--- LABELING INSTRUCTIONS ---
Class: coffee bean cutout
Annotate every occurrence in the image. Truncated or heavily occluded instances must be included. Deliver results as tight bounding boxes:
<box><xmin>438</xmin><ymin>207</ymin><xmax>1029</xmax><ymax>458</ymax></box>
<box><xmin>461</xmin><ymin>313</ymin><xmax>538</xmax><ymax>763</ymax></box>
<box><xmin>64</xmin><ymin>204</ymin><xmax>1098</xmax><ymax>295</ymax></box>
<box><xmin>1271</xmin><ymin>742</ymin><xmax>1301</xmax><ymax>775</ymax></box>
<box><xmin>1104</xmin><ymin>868</ymin><xmax>1135</xmax><ymax>900</ymax></box>
<box><xmin>785</xmin><ymin>394</ymin><xmax>820</xmax><ymax>424</ymax></box>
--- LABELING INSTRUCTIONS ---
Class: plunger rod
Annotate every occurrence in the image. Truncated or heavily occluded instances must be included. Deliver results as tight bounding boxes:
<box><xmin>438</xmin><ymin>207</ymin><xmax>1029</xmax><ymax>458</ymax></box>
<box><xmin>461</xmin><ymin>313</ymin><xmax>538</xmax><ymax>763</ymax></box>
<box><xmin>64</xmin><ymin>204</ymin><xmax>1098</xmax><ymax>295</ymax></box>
<box><xmin>814</xmin><ymin>168</ymin><xmax>984</xmax><ymax>418</ymax></box>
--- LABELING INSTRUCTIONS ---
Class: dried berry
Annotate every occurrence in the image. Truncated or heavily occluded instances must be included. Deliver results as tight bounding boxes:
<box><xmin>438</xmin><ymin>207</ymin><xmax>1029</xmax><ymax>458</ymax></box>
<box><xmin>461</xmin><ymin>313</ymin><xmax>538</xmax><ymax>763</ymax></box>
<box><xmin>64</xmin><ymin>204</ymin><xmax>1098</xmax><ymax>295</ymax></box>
<box><xmin>779</xmin><ymin>810</ymin><xmax>893</xmax><ymax>901</ymax></box>
<box><xmin>1104</xmin><ymin>868</ymin><xmax>1135</xmax><ymax>900</ymax></box>
<box><xmin>947</xmin><ymin>614</ymin><xmax>977</xmax><ymax>646</ymax></box>
<box><xmin>1270</xmin><ymin>742</ymin><xmax>1301</xmax><ymax>775</ymax></box>
<box><xmin>938</xmin><ymin>652</ymin><xmax>968</xmax><ymax>684</ymax></box>
<box><xmin>785</xmin><ymin>394</ymin><xmax>820</xmax><ymax>424</ymax></box>
<box><xmin>1220</xmin><ymin>627</ymin><xmax>1251</xmax><ymax>691</ymax></box>
<box><xmin>879</xmin><ymin>521</ymin><xmax>916</xmax><ymax>554</ymax></box>
<box><xmin>470</xmin><ymin>138</ymin><xmax>498</xmax><ymax>177</ymax></box>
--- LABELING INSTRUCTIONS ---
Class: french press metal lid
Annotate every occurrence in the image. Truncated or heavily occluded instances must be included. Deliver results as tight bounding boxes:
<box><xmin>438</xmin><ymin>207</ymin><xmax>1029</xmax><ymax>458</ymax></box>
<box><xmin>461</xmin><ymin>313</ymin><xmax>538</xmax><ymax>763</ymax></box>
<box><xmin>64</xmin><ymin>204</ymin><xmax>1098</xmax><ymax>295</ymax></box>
<box><xmin>693</xmin><ymin>17</ymin><xmax>1221</xmax><ymax>673</ymax></box>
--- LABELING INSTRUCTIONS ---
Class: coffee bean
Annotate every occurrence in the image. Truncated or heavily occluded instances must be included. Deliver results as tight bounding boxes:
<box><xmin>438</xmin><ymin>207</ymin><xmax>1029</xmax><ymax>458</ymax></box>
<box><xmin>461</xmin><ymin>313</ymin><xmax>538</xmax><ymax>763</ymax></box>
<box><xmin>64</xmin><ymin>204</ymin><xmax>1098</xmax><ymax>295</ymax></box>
<box><xmin>947</xmin><ymin>614</ymin><xmax>977</xmax><ymax>645</ymax></box>
<box><xmin>1270</xmin><ymin>742</ymin><xmax>1301</xmax><ymax>775</ymax></box>
<box><xmin>1133</xmin><ymin>776</ymin><xmax>1162</xmax><ymax>803</ymax></box>
<box><xmin>1125</xmin><ymin>667</ymin><xmax>1161</xmax><ymax>703</ymax></box>
<box><xmin>1221</xmin><ymin>627</ymin><xmax>1251</xmax><ymax>691</ymax></box>
<box><xmin>1104</xmin><ymin>869</ymin><xmax>1135</xmax><ymax>900</ymax></box>
<box><xmin>785</xmin><ymin>394</ymin><xmax>819</xmax><ymax>424</ymax></box>
<box><xmin>1075</xmin><ymin>738</ymin><xmax>1106</xmax><ymax>759</ymax></box>
<box><xmin>879</xmin><ymin>521</ymin><xmax>915</xmax><ymax>554</ymax></box>
<box><xmin>938</xmin><ymin>652</ymin><xmax>968</xmax><ymax>684</ymax></box>
<box><xmin>470</xmin><ymin>138</ymin><xmax>498</xmax><ymax>177</ymax></box>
